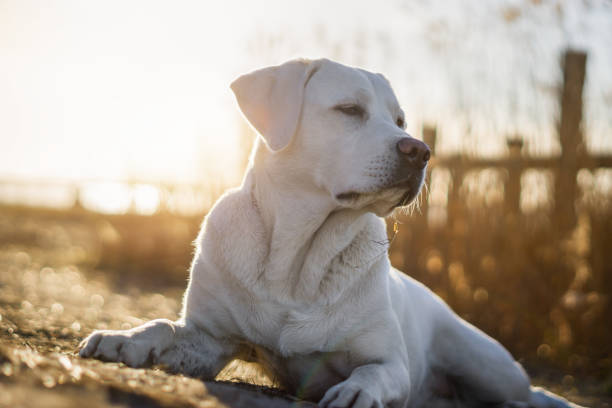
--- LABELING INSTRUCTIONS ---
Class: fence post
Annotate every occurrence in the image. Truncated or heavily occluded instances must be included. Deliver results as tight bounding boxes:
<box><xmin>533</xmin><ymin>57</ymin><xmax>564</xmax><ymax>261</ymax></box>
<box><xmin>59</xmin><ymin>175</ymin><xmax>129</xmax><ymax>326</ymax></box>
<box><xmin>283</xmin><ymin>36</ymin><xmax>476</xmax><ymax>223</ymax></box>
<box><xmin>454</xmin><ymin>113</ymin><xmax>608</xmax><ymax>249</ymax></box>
<box><xmin>72</xmin><ymin>185</ymin><xmax>85</xmax><ymax>211</ymax></box>
<box><xmin>423</xmin><ymin>125</ymin><xmax>437</xmax><ymax>156</ymax></box>
<box><xmin>157</xmin><ymin>185</ymin><xmax>172</xmax><ymax>214</ymax></box>
<box><xmin>422</xmin><ymin>125</ymin><xmax>437</xmax><ymax>224</ymax></box>
<box><xmin>554</xmin><ymin>50</ymin><xmax>587</xmax><ymax>234</ymax></box>
<box><xmin>505</xmin><ymin>137</ymin><xmax>523</xmax><ymax>218</ymax></box>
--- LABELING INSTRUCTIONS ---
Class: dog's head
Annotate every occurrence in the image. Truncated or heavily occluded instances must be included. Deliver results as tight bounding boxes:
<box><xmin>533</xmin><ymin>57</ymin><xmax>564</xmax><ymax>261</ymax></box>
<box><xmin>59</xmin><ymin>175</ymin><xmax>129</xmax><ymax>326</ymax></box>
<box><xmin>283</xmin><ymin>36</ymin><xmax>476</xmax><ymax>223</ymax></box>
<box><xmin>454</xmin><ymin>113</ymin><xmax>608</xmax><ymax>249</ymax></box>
<box><xmin>231</xmin><ymin>58</ymin><xmax>430</xmax><ymax>216</ymax></box>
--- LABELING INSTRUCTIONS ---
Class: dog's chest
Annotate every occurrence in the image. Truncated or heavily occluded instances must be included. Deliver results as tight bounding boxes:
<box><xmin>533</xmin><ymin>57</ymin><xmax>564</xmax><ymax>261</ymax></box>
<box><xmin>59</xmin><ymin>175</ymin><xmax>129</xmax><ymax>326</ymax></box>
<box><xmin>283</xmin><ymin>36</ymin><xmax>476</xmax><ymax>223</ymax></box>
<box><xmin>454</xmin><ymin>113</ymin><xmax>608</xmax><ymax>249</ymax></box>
<box><xmin>255</xmin><ymin>269</ymin><xmax>379</xmax><ymax>356</ymax></box>
<box><xmin>278</xmin><ymin>306</ymin><xmax>349</xmax><ymax>355</ymax></box>
<box><xmin>251</xmin><ymin>230</ymin><xmax>386</xmax><ymax>355</ymax></box>
<box><xmin>223</xmin><ymin>212</ymin><xmax>388</xmax><ymax>356</ymax></box>
<box><xmin>247</xmin><ymin>299</ymin><xmax>351</xmax><ymax>356</ymax></box>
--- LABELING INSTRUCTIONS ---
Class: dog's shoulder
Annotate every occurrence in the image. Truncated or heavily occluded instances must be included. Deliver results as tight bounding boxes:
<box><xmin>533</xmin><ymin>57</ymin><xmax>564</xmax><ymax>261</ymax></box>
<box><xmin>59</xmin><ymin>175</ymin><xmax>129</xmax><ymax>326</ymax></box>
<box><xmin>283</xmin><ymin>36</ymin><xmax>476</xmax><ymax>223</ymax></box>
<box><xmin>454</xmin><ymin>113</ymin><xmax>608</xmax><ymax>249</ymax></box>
<box><xmin>197</xmin><ymin>186</ymin><xmax>267</xmax><ymax>283</ymax></box>
<box><xmin>202</xmin><ymin>187</ymin><xmax>260</xmax><ymax>236</ymax></box>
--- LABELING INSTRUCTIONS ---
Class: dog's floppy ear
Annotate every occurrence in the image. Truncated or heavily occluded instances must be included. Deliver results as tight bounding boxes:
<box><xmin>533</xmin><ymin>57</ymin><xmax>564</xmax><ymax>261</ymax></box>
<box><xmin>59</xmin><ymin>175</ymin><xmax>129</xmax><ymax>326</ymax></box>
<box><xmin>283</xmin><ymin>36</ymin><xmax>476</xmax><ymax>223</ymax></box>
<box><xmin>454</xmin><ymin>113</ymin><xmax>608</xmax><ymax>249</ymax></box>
<box><xmin>231</xmin><ymin>59</ymin><xmax>317</xmax><ymax>152</ymax></box>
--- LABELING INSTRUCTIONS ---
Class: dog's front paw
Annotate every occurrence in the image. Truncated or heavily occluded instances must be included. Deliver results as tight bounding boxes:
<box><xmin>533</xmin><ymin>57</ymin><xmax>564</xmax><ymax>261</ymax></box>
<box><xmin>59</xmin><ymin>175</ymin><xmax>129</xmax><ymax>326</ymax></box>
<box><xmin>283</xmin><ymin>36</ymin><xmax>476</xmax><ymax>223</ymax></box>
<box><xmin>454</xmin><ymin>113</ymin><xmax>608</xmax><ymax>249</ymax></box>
<box><xmin>79</xmin><ymin>319</ymin><xmax>175</xmax><ymax>367</ymax></box>
<box><xmin>79</xmin><ymin>329</ymin><xmax>147</xmax><ymax>366</ymax></box>
<box><xmin>319</xmin><ymin>380</ymin><xmax>383</xmax><ymax>408</ymax></box>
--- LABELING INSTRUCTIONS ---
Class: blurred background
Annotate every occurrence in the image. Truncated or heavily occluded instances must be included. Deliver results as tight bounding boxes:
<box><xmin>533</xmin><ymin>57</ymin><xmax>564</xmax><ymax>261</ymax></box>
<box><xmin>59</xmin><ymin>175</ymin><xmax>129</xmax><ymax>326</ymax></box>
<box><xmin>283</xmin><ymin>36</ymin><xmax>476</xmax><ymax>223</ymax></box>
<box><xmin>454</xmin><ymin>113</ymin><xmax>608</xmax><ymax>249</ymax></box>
<box><xmin>1</xmin><ymin>0</ymin><xmax>611</xmax><ymax>399</ymax></box>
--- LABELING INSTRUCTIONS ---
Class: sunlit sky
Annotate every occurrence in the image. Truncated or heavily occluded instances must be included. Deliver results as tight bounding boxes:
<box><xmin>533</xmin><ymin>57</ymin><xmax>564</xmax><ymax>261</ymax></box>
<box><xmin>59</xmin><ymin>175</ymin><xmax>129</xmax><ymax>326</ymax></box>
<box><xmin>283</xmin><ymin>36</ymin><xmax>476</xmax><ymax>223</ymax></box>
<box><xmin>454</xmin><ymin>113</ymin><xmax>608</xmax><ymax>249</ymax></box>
<box><xmin>1</xmin><ymin>0</ymin><xmax>611</xmax><ymax>187</ymax></box>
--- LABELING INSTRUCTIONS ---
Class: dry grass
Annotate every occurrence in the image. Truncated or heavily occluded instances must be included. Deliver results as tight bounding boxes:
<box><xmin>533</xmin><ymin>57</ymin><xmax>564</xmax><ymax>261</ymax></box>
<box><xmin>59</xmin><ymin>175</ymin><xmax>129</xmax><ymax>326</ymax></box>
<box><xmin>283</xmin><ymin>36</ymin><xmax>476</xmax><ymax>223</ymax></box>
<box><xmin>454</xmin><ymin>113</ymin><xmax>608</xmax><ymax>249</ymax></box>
<box><xmin>0</xmin><ymin>204</ymin><xmax>610</xmax><ymax>407</ymax></box>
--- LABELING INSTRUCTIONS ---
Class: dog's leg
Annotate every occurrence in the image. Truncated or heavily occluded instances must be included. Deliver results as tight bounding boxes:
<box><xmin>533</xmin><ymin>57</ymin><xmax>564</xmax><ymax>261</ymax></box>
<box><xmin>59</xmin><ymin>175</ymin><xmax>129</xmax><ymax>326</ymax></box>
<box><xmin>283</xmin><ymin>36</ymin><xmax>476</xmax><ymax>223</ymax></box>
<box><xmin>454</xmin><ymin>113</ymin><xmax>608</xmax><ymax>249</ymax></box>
<box><xmin>318</xmin><ymin>361</ymin><xmax>410</xmax><ymax>408</ymax></box>
<box><xmin>434</xmin><ymin>312</ymin><xmax>581</xmax><ymax>408</ymax></box>
<box><xmin>432</xmin><ymin>308</ymin><xmax>531</xmax><ymax>404</ymax></box>
<box><xmin>79</xmin><ymin>319</ymin><xmax>233</xmax><ymax>379</ymax></box>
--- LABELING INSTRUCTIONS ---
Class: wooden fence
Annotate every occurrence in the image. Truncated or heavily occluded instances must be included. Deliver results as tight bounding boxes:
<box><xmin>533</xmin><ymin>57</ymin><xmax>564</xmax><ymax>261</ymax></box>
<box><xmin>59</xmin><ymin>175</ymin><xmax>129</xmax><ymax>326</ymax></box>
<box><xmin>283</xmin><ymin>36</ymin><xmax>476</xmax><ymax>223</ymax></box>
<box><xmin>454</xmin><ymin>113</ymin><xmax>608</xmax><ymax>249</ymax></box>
<box><xmin>421</xmin><ymin>50</ymin><xmax>612</xmax><ymax>236</ymax></box>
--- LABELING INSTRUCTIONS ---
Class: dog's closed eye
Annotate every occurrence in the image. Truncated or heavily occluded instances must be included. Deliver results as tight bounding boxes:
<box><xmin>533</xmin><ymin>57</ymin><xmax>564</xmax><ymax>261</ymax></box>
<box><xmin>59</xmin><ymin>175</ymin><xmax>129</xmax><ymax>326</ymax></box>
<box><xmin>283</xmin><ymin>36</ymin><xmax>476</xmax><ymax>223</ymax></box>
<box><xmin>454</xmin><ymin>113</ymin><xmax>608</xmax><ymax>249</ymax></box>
<box><xmin>334</xmin><ymin>104</ymin><xmax>366</xmax><ymax>118</ymax></box>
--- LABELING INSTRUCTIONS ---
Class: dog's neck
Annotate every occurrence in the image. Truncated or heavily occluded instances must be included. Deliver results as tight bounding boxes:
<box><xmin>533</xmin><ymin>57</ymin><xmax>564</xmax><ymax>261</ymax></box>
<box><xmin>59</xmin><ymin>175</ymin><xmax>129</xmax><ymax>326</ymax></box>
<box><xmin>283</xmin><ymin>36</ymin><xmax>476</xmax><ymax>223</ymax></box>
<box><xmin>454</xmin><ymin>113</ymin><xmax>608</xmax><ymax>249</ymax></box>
<box><xmin>247</xmin><ymin>149</ymin><xmax>370</xmax><ymax>297</ymax></box>
<box><xmin>251</xmin><ymin>164</ymin><xmax>334</xmax><ymax>281</ymax></box>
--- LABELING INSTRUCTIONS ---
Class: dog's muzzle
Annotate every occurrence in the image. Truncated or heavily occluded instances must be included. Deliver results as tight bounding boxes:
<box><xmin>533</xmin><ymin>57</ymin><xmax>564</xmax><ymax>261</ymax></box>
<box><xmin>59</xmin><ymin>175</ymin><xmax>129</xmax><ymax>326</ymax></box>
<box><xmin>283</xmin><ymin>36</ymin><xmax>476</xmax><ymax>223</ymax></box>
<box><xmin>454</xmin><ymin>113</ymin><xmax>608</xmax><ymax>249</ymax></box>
<box><xmin>336</xmin><ymin>137</ymin><xmax>430</xmax><ymax>207</ymax></box>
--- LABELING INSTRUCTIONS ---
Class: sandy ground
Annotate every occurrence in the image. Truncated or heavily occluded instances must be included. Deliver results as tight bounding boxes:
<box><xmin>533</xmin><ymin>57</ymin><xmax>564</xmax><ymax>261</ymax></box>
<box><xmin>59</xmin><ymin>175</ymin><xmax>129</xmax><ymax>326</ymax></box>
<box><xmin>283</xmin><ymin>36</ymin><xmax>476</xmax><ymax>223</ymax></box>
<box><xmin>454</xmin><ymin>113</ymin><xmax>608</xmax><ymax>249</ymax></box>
<box><xmin>0</xmin><ymin>214</ymin><xmax>608</xmax><ymax>408</ymax></box>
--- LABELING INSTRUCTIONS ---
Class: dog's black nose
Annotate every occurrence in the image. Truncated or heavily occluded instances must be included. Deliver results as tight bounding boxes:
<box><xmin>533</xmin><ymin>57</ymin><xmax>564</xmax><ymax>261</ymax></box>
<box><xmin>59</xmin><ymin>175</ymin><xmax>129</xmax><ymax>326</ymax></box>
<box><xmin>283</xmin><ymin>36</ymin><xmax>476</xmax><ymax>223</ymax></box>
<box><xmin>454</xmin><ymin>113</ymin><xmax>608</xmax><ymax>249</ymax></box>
<box><xmin>397</xmin><ymin>137</ymin><xmax>431</xmax><ymax>169</ymax></box>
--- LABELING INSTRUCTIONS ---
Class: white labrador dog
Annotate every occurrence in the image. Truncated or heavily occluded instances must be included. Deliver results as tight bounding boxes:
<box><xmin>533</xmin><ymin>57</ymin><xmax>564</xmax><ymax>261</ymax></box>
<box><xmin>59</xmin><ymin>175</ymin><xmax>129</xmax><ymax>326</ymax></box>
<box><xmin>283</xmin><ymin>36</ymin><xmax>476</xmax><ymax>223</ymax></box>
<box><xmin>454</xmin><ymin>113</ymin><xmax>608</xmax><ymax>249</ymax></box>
<box><xmin>80</xmin><ymin>59</ymin><xmax>580</xmax><ymax>408</ymax></box>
